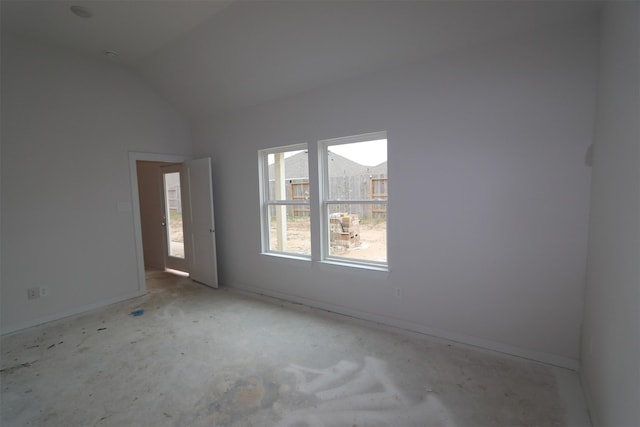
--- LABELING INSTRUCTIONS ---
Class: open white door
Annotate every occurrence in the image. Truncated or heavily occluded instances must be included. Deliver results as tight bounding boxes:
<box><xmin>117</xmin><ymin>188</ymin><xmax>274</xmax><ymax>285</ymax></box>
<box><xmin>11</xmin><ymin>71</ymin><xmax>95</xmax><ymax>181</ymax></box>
<box><xmin>185</xmin><ymin>158</ymin><xmax>218</xmax><ymax>288</ymax></box>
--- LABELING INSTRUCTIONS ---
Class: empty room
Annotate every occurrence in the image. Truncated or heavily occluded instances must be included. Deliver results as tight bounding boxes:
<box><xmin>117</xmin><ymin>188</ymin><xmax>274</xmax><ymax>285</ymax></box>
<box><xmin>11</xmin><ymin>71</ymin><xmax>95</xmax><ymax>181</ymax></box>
<box><xmin>1</xmin><ymin>1</ymin><xmax>638</xmax><ymax>426</ymax></box>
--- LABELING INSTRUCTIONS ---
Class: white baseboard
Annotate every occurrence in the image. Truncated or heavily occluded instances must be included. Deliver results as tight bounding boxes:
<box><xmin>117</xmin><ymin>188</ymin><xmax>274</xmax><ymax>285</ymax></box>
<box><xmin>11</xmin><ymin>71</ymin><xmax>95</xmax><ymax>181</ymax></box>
<box><xmin>0</xmin><ymin>290</ymin><xmax>147</xmax><ymax>336</ymax></box>
<box><xmin>1</xmin><ymin>279</ymin><xmax>581</xmax><ymax>371</ymax></box>
<box><xmin>227</xmin><ymin>281</ymin><xmax>580</xmax><ymax>371</ymax></box>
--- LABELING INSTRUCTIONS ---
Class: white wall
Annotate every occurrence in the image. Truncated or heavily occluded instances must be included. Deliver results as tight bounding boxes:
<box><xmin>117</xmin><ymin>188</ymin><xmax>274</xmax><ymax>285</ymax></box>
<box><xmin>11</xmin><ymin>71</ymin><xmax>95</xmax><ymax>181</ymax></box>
<box><xmin>193</xmin><ymin>17</ymin><xmax>598</xmax><ymax>367</ymax></box>
<box><xmin>581</xmin><ymin>3</ymin><xmax>640</xmax><ymax>426</ymax></box>
<box><xmin>0</xmin><ymin>36</ymin><xmax>192</xmax><ymax>333</ymax></box>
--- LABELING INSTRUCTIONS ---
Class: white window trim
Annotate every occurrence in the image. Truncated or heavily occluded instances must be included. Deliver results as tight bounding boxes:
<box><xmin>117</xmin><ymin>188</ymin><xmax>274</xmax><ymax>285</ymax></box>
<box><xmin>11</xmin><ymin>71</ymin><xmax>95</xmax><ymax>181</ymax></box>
<box><xmin>258</xmin><ymin>143</ymin><xmax>311</xmax><ymax>259</ymax></box>
<box><xmin>258</xmin><ymin>132</ymin><xmax>389</xmax><ymax>271</ymax></box>
<box><xmin>319</xmin><ymin>131</ymin><xmax>388</xmax><ymax>270</ymax></box>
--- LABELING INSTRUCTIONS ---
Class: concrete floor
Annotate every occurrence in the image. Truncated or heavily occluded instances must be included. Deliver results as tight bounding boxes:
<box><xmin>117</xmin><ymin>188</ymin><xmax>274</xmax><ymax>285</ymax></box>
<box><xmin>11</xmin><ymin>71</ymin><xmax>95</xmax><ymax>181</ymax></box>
<box><xmin>1</xmin><ymin>271</ymin><xmax>591</xmax><ymax>426</ymax></box>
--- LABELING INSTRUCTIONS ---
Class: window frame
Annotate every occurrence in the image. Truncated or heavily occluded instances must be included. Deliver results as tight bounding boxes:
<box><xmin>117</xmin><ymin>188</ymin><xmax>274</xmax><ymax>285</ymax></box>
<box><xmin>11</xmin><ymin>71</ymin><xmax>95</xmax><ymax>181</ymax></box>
<box><xmin>258</xmin><ymin>143</ymin><xmax>311</xmax><ymax>259</ymax></box>
<box><xmin>319</xmin><ymin>131</ymin><xmax>388</xmax><ymax>269</ymax></box>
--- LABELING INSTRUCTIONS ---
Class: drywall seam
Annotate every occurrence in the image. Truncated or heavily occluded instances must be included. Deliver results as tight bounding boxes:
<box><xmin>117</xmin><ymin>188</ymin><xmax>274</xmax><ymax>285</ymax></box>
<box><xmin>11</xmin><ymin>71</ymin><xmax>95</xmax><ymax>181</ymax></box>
<box><xmin>226</xmin><ymin>281</ymin><xmax>579</xmax><ymax>370</ymax></box>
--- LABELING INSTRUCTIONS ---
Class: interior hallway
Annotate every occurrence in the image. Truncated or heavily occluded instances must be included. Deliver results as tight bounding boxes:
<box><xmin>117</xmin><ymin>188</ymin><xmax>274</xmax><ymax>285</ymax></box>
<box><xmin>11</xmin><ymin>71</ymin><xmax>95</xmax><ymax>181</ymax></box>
<box><xmin>1</xmin><ymin>271</ymin><xmax>590</xmax><ymax>426</ymax></box>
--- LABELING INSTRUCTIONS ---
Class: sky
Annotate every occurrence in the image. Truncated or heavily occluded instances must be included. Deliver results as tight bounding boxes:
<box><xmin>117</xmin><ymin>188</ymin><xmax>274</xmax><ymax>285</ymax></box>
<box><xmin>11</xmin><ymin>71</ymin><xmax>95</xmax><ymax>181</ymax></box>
<box><xmin>328</xmin><ymin>139</ymin><xmax>387</xmax><ymax>166</ymax></box>
<box><xmin>269</xmin><ymin>139</ymin><xmax>387</xmax><ymax>167</ymax></box>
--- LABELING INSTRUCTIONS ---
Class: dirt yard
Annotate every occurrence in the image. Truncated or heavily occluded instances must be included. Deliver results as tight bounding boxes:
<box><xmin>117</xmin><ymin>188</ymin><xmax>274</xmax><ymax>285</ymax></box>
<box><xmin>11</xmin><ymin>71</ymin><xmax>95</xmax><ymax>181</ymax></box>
<box><xmin>171</xmin><ymin>212</ymin><xmax>386</xmax><ymax>262</ymax></box>
<box><xmin>270</xmin><ymin>217</ymin><xmax>387</xmax><ymax>262</ymax></box>
<box><xmin>169</xmin><ymin>211</ymin><xmax>185</xmax><ymax>258</ymax></box>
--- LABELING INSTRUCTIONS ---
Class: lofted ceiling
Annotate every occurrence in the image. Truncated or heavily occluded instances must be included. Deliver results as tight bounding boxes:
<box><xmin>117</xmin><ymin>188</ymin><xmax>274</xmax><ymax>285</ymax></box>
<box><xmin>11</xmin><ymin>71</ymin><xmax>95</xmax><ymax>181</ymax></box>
<box><xmin>1</xmin><ymin>0</ymin><xmax>600</xmax><ymax>120</ymax></box>
<box><xmin>0</xmin><ymin>1</ymin><xmax>232</xmax><ymax>63</ymax></box>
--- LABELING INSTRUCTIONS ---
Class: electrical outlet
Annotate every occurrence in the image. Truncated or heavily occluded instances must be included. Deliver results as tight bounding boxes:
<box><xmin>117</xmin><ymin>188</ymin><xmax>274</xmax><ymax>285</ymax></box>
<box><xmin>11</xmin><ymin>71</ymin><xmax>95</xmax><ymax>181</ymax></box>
<box><xmin>27</xmin><ymin>287</ymin><xmax>39</xmax><ymax>300</ymax></box>
<box><xmin>39</xmin><ymin>287</ymin><xmax>48</xmax><ymax>297</ymax></box>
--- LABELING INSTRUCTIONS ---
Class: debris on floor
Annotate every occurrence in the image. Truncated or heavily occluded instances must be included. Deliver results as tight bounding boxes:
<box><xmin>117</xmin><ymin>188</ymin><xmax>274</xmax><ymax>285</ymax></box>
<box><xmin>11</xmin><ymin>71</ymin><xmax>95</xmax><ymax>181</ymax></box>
<box><xmin>0</xmin><ymin>361</ymin><xmax>35</xmax><ymax>375</ymax></box>
<box><xmin>0</xmin><ymin>270</ymin><xmax>591</xmax><ymax>427</ymax></box>
<box><xmin>130</xmin><ymin>309</ymin><xmax>145</xmax><ymax>317</ymax></box>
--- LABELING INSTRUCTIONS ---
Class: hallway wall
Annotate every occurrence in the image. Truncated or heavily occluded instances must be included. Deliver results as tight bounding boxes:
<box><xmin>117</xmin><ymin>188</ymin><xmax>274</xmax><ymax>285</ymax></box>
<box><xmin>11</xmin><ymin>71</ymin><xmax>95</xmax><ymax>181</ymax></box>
<box><xmin>136</xmin><ymin>161</ymin><xmax>166</xmax><ymax>271</ymax></box>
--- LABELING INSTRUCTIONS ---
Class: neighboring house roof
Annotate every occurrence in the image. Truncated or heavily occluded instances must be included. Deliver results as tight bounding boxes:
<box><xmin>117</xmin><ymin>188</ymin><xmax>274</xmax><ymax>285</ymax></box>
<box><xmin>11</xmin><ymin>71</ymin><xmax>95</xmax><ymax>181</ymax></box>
<box><xmin>269</xmin><ymin>151</ymin><xmax>386</xmax><ymax>180</ymax></box>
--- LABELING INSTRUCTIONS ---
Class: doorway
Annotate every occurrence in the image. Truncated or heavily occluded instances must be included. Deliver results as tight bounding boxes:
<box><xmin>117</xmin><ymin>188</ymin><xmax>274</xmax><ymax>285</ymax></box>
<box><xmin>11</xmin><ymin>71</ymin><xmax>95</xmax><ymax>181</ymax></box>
<box><xmin>135</xmin><ymin>160</ymin><xmax>188</xmax><ymax>274</ymax></box>
<box><xmin>129</xmin><ymin>152</ymin><xmax>218</xmax><ymax>293</ymax></box>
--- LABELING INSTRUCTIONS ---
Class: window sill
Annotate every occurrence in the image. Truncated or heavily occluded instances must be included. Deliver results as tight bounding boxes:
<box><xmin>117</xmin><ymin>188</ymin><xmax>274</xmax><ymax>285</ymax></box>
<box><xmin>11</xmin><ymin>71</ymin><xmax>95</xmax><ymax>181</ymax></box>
<box><xmin>259</xmin><ymin>253</ymin><xmax>390</xmax><ymax>278</ymax></box>
<box><xmin>260</xmin><ymin>252</ymin><xmax>312</xmax><ymax>267</ymax></box>
<box><xmin>318</xmin><ymin>259</ymin><xmax>390</xmax><ymax>278</ymax></box>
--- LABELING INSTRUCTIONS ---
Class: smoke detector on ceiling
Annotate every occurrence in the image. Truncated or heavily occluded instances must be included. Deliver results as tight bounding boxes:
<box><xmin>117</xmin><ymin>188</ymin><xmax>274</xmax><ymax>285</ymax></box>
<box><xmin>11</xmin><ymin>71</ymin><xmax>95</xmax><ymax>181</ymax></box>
<box><xmin>70</xmin><ymin>5</ymin><xmax>92</xmax><ymax>18</ymax></box>
<box><xmin>103</xmin><ymin>51</ymin><xmax>119</xmax><ymax>60</ymax></box>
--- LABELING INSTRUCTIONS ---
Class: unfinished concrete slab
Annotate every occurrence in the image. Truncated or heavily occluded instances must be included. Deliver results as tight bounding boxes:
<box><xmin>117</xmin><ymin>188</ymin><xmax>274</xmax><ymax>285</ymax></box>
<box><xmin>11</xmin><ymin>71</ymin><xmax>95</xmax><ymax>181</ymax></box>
<box><xmin>1</xmin><ymin>271</ymin><xmax>591</xmax><ymax>426</ymax></box>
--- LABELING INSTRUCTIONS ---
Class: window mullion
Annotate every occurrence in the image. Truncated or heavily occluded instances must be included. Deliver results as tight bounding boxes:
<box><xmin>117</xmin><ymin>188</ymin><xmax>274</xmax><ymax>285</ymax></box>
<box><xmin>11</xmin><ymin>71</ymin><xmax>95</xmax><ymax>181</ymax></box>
<box><xmin>325</xmin><ymin>200</ymin><xmax>387</xmax><ymax>204</ymax></box>
<box><xmin>266</xmin><ymin>200</ymin><xmax>310</xmax><ymax>206</ymax></box>
<box><xmin>320</xmin><ymin>141</ymin><xmax>330</xmax><ymax>260</ymax></box>
<box><xmin>307</xmin><ymin>140</ymin><xmax>322</xmax><ymax>262</ymax></box>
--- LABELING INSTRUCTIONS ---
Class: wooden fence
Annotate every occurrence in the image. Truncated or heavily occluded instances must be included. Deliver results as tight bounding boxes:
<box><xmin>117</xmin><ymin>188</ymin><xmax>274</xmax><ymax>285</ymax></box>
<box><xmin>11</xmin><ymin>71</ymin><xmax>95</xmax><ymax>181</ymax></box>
<box><xmin>269</xmin><ymin>174</ymin><xmax>387</xmax><ymax>220</ymax></box>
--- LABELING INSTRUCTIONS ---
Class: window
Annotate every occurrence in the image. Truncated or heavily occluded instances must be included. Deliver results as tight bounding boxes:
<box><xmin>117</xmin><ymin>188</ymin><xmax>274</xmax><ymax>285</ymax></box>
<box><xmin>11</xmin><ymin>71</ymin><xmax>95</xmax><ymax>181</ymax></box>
<box><xmin>259</xmin><ymin>144</ymin><xmax>311</xmax><ymax>257</ymax></box>
<box><xmin>321</xmin><ymin>132</ymin><xmax>388</xmax><ymax>267</ymax></box>
<box><xmin>259</xmin><ymin>132</ymin><xmax>388</xmax><ymax>270</ymax></box>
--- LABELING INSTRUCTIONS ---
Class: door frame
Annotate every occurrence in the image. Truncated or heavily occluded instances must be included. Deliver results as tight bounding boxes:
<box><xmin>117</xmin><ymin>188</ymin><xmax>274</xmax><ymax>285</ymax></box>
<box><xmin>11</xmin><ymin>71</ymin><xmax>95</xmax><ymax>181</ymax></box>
<box><xmin>129</xmin><ymin>152</ymin><xmax>190</xmax><ymax>293</ymax></box>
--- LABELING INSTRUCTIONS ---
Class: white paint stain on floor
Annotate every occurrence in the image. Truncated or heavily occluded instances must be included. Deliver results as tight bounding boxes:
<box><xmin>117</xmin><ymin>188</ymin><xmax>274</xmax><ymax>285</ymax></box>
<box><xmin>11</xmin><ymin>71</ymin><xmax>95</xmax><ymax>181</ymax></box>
<box><xmin>278</xmin><ymin>356</ymin><xmax>455</xmax><ymax>427</ymax></box>
<box><xmin>0</xmin><ymin>272</ymin><xmax>590</xmax><ymax>427</ymax></box>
